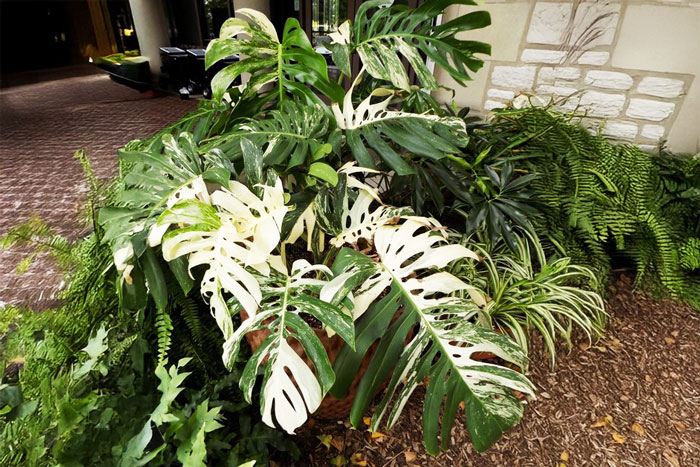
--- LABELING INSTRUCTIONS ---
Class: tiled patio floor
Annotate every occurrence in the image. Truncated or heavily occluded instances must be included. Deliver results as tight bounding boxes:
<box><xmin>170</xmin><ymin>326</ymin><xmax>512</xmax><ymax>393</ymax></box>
<box><xmin>0</xmin><ymin>71</ymin><xmax>196</xmax><ymax>307</ymax></box>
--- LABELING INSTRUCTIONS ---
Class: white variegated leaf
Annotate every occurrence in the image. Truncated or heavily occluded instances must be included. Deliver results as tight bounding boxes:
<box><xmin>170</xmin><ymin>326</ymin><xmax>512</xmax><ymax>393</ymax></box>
<box><xmin>224</xmin><ymin>261</ymin><xmax>355</xmax><ymax>434</ymax></box>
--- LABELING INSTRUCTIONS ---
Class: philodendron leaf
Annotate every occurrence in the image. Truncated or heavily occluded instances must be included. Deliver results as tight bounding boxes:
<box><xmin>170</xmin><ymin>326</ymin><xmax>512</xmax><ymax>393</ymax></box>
<box><xmin>330</xmin><ymin>218</ymin><xmax>535</xmax><ymax>454</ymax></box>
<box><xmin>225</xmin><ymin>260</ymin><xmax>355</xmax><ymax>434</ymax></box>
<box><xmin>308</xmin><ymin>162</ymin><xmax>339</xmax><ymax>186</ymax></box>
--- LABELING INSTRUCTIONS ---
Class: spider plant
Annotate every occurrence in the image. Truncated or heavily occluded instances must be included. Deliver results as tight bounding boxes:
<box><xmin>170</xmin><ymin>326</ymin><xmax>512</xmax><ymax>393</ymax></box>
<box><xmin>452</xmin><ymin>232</ymin><xmax>607</xmax><ymax>366</ymax></box>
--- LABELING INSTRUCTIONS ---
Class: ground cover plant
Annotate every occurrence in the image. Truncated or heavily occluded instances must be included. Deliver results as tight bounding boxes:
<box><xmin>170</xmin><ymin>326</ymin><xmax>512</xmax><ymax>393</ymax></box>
<box><xmin>4</xmin><ymin>1</ymin><xmax>696</xmax><ymax>464</ymax></box>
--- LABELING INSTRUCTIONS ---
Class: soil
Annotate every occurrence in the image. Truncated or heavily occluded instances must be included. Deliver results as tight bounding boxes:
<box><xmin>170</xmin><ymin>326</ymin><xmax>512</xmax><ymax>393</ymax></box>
<box><xmin>290</xmin><ymin>275</ymin><xmax>700</xmax><ymax>467</ymax></box>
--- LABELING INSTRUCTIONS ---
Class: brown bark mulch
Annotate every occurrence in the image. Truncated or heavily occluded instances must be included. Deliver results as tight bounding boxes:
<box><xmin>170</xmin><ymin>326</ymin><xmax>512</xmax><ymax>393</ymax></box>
<box><xmin>293</xmin><ymin>275</ymin><xmax>700</xmax><ymax>467</ymax></box>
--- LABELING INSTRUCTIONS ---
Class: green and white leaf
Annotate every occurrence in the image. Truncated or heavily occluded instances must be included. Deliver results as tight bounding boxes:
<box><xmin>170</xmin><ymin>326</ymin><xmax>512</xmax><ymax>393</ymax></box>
<box><xmin>329</xmin><ymin>0</ymin><xmax>491</xmax><ymax>91</ymax></box>
<box><xmin>206</xmin><ymin>10</ymin><xmax>343</xmax><ymax>103</ymax></box>
<box><xmin>330</xmin><ymin>219</ymin><xmax>533</xmax><ymax>453</ymax></box>
<box><xmin>158</xmin><ymin>178</ymin><xmax>287</xmax><ymax>358</ymax></box>
<box><xmin>224</xmin><ymin>260</ymin><xmax>355</xmax><ymax>434</ymax></box>
<box><xmin>333</xmin><ymin>84</ymin><xmax>469</xmax><ymax>174</ymax></box>
<box><xmin>200</xmin><ymin>102</ymin><xmax>332</xmax><ymax>171</ymax></box>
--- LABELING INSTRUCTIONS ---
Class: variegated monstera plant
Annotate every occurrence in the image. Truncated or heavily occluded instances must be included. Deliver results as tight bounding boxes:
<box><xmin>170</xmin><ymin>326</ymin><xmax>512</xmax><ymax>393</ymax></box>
<box><xmin>99</xmin><ymin>0</ymin><xmax>536</xmax><ymax>454</ymax></box>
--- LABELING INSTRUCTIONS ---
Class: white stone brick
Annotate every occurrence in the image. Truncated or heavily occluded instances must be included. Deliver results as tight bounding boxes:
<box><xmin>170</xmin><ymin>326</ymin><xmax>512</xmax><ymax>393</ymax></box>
<box><xmin>580</xmin><ymin>91</ymin><xmax>626</xmax><ymax>117</ymax></box>
<box><xmin>601</xmin><ymin>121</ymin><xmax>638</xmax><ymax>141</ymax></box>
<box><xmin>641</xmin><ymin>124</ymin><xmax>666</xmax><ymax>140</ymax></box>
<box><xmin>527</xmin><ymin>2</ymin><xmax>572</xmax><ymax>45</ymax></box>
<box><xmin>568</xmin><ymin>2</ymin><xmax>621</xmax><ymax>47</ymax></box>
<box><xmin>637</xmin><ymin>77</ymin><xmax>684</xmax><ymax>98</ymax></box>
<box><xmin>584</xmin><ymin>71</ymin><xmax>634</xmax><ymax>90</ymax></box>
<box><xmin>491</xmin><ymin>66</ymin><xmax>537</xmax><ymax>90</ymax></box>
<box><xmin>626</xmin><ymin>98</ymin><xmax>675</xmax><ymax>121</ymax></box>
<box><xmin>484</xmin><ymin>100</ymin><xmax>507</xmax><ymax>111</ymax></box>
<box><xmin>577</xmin><ymin>51</ymin><xmax>609</xmax><ymax>66</ymax></box>
<box><xmin>555</xmin><ymin>96</ymin><xmax>580</xmax><ymax>112</ymax></box>
<box><xmin>536</xmin><ymin>85</ymin><xmax>578</xmax><ymax>97</ymax></box>
<box><xmin>554</xmin><ymin>67</ymin><xmax>581</xmax><ymax>80</ymax></box>
<box><xmin>638</xmin><ymin>144</ymin><xmax>658</xmax><ymax>153</ymax></box>
<box><xmin>538</xmin><ymin>67</ymin><xmax>555</xmax><ymax>85</ymax></box>
<box><xmin>521</xmin><ymin>49</ymin><xmax>566</xmax><ymax>64</ymax></box>
<box><xmin>487</xmin><ymin>88</ymin><xmax>515</xmax><ymax>100</ymax></box>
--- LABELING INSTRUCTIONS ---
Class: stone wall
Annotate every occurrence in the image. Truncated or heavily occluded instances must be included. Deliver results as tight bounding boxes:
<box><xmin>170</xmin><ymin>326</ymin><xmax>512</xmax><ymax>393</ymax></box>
<box><xmin>434</xmin><ymin>1</ymin><xmax>700</xmax><ymax>153</ymax></box>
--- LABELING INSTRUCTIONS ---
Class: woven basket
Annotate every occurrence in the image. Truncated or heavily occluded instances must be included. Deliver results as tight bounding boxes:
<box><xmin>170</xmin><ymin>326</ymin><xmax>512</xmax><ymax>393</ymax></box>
<box><xmin>240</xmin><ymin>310</ymin><xmax>382</xmax><ymax>420</ymax></box>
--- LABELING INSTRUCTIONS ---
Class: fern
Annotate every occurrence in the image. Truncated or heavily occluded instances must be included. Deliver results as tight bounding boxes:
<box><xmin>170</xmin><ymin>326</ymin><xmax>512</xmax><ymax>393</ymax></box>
<box><xmin>154</xmin><ymin>308</ymin><xmax>174</xmax><ymax>365</ymax></box>
<box><xmin>489</xmin><ymin>107</ymin><xmax>700</xmax><ymax>308</ymax></box>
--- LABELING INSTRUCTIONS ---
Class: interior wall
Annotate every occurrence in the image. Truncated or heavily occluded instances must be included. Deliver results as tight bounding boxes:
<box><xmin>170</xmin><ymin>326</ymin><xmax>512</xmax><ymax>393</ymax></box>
<box><xmin>434</xmin><ymin>0</ymin><xmax>700</xmax><ymax>154</ymax></box>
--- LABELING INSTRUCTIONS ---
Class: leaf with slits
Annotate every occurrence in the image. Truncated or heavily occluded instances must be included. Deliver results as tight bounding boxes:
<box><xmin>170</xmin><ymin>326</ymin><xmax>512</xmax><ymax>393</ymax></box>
<box><xmin>329</xmin><ymin>218</ymin><xmax>534</xmax><ymax>454</ymax></box>
<box><xmin>158</xmin><ymin>178</ymin><xmax>287</xmax><ymax>360</ymax></box>
<box><xmin>225</xmin><ymin>260</ymin><xmax>355</xmax><ymax>434</ymax></box>
<box><xmin>333</xmin><ymin>83</ymin><xmax>468</xmax><ymax>175</ymax></box>
<box><xmin>206</xmin><ymin>9</ymin><xmax>343</xmax><ymax>104</ymax></box>
<box><xmin>327</xmin><ymin>0</ymin><xmax>491</xmax><ymax>91</ymax></box>
<box><xmin>201</xmin><ymin>102</ymin><xmax>332</xmax><ymax>172</ymax></box>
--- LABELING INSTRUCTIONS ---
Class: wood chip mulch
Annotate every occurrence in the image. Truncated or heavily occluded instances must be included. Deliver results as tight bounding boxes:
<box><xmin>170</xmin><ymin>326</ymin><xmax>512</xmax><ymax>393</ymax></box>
<box><xmin>291</xmin><ymin>275</ymin><xmax>700</xmax><ymax>467</ymax></box>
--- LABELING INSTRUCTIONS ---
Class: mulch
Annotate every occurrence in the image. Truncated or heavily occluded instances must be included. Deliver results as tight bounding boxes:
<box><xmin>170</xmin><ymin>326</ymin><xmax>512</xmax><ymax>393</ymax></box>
<box><xmin>292</xmin><ymin>275</ymin><xmax>700</xmax><ymax>467</ymax></box>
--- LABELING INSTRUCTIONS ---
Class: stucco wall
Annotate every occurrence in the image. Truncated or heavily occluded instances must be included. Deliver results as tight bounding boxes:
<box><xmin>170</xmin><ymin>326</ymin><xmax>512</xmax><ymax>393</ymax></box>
<box><xmin>434</xmin><ymin>1</ymin><xmax>700</xmax><ymax>153</ymax></box>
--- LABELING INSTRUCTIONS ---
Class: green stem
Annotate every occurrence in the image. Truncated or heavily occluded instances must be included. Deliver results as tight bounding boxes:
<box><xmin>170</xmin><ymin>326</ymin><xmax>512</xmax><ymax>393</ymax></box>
<box><xmin>277</xmin><ymin>43</ymin><xmax>284</xmax><ymax>103</ymax></box>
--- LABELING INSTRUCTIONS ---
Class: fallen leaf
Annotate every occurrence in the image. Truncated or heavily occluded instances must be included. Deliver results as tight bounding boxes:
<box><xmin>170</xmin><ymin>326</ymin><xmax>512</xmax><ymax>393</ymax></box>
<box><xmin>671</xmin><ymin>330</ymin><xmax>679</xmax><ymax>337</ymax></box>
<box><xmin>560</xmin><ymin>451</ymin><xmax>569</xmax><ymax>461</ymax></box>
<box><xmin>351</xmin><ymin>452</ymin><xmax>367</xmax><ymax>466</ymax></box>
<box><xmin>645</xmin><ymin>375</ymin><xmax>653</xmax><ymax>383</ymax></box>
<box><xmin>404</xmin><ymin>451</ymin><xmax>417</xmax><ymax>463</ymax></box>
<box><xmin>559</xmin><ymin>464</ymin><xmax>567</xmax><ymax>467</ymax></box>
<box><xmin>664</xmin><ymin>337</ymin><xmax>675</xmax><ymax>344</ymax></box>
<box><xmin>363</xmin><ymin>417</ymin><xmax>371</xmax><ymax>426</ymax></box>
<box><xmin>370</xmin><ymin>431</ymin><xmax>385</xmax><ymax>439</ymax></box>
<box><xmin>540</xmin><ymin>392</ymin><xmax>552</xmax><ymax>399</ymax></box>
<box><xmin>317</xmin><ymin>434</ymin><xmax>332</xmax><ymax>450</ymax></box>
<box><xmin>612</xmin><ymin>433</ymin><xmax>626</xmax><ymax>444</ymax></box>
<box><xmin>663</xmin><ymin>449</ymin><xmax>680</xmax><ymax>467</ymax></box>
<box><xmin>330</xmin><ymin>455</ymin><xmax>346</xmax><ymax>466</ymax></box>
<box><xmin>671</xmin><ymin>420</ymin><xmax>686</xmax><ymax>432</ymax></box>
<box><xmin>631</xmin><ymin>422</ymin><xmax>645</xmax><ymax>436</ymax></box>
<box><xmin>579</xmin><ymin>342</ymin><xmax>590</xmax><ymax>351</ymax></box>
<box><xmin>331</xmin><ymin>436</ymin><xmax>345</xmax><ymax>451</ymax></box>
<box><xmin>591</xmin><ymin>415</ymin><xmax>613</xmax><ymax>428</ymax></box>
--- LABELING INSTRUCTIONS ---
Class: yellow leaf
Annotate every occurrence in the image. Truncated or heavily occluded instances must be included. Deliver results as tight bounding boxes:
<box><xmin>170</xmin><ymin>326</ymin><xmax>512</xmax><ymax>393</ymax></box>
<box><xmin>560</xmin><ymin>451</ymin><xmax>569</xmax><ymax>461</ymax></box>
<box><xmin>370</xmin><ymin>432</ymin><xmax>385</xmax><ymax>439</ymax></box>
<box><xmin>631</xmin><ymin>422</ymin><xmax>645</xmax><ymax>436</ymax></box>
<box><xmin>317</xmin><ymin>434</ymin><xmax>332</xmax><ymax>449</ymax></box>
<box><xmin>612</xmin><ymin>433</ymin><xmax>626</xmax><ymax>444</ymax></box>
<box><xmin>363</xmin><ymin>417</ymin><xmax>372</xmax><ymax>426</ymax></box>
<box><xmin>351</xmin><ymin>453</ymin><xmax>367</xmax><ymax>466</ymax></box>
<box><xmin>591</xmin><ymin>415</ymin><xmax>612</xmax><ymax>428</ymax></box>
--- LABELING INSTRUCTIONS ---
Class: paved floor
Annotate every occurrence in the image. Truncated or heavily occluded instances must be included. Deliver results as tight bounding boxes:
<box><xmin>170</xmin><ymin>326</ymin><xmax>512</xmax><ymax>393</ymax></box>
<box><xmin>0</xmin><ymin>70</ymin><xmax>196</xmax><ymax>307</ymax></box>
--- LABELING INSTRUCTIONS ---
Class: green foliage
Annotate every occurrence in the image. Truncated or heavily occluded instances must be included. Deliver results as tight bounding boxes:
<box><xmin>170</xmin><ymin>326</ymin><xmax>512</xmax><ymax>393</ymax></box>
<box><xmin>451</xmin><ymin>232</ymin><xmax>607</xmax><ymax>365</ymax></box>
<box><xmin>490</xmin><ymin>107</ymin><xmax>700</xmax><ymax>308</ymax></box>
